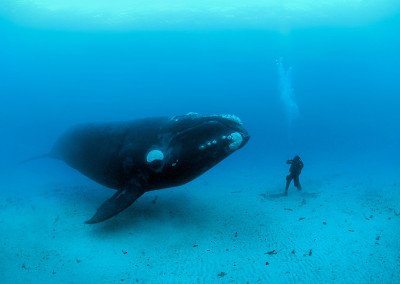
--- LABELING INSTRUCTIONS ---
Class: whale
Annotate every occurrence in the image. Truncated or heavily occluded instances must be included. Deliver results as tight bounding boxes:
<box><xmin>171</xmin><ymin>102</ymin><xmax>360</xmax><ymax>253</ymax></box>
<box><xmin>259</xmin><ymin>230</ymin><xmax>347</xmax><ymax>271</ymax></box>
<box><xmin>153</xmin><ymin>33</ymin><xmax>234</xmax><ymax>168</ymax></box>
<box><xmin>30</xmin><ymin>113</ymin><xmax>250</xmax><ymax>224</ymax></box>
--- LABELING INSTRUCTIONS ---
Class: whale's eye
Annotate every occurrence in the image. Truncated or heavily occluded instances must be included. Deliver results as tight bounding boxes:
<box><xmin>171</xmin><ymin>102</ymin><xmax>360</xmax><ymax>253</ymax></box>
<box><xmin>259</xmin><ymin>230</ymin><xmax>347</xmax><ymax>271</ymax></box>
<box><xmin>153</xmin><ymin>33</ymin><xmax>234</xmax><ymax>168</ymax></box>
<box><xmin>228</xmin><ymin>132</ymin><xmax>243</xmax><ymax>150</ymax></box>
<box><xmin>146</xmin><ymin>150</ymin><xmax>164</xmax><ymax>163</ymax></box>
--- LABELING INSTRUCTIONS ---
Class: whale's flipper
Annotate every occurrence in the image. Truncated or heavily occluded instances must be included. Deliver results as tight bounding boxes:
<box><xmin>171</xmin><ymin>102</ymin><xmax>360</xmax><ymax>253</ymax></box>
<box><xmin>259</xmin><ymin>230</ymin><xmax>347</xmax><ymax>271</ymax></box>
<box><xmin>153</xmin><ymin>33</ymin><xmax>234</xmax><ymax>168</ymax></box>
<box><xmin>85</xmin><ymin>188</ymin><xmax>144</xmax><ymax>224</ymax></box>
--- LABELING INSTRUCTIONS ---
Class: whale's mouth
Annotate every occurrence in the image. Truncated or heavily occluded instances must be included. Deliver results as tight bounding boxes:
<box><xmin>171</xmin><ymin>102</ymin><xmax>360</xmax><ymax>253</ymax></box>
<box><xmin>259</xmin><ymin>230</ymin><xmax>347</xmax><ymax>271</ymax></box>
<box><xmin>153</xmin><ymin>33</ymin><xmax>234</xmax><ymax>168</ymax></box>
<box><xmin>194</xmin><ymin>118</ymin><xmax>249</xmax><ymax>153</ymax></box>
<box><xmin>169</xmin><ymin>113</ymin><xmax>250</xmax><ymax>153</ymax></box>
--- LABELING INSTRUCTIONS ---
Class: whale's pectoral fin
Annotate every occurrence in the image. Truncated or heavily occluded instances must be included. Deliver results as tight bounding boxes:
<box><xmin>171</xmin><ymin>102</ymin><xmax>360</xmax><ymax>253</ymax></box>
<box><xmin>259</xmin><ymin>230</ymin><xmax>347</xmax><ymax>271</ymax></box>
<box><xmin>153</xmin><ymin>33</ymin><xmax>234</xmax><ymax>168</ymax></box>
<box><xmin>85</xmin><ymin>188</ymin><xmax>144</xmax><ymax>224</ymax></box>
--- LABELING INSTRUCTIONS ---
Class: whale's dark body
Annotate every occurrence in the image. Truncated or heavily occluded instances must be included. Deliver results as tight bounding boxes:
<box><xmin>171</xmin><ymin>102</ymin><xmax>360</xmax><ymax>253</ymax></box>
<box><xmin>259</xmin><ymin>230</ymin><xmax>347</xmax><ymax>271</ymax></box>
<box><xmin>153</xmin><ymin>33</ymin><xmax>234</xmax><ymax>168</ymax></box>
<box><xmin>47</xmin><ymin>113</ymin><xmax>249</xmax><ymax>223</ymax></box>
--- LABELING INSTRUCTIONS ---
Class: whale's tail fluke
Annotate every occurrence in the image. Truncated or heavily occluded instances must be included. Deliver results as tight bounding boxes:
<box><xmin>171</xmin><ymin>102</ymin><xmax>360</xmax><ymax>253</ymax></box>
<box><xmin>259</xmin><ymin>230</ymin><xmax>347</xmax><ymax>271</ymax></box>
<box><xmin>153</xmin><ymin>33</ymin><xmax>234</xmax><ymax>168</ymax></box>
<box><xmin>20</xmin><ymin>153</ymin><xmax>52</xmax><ymax>164</ymax></box>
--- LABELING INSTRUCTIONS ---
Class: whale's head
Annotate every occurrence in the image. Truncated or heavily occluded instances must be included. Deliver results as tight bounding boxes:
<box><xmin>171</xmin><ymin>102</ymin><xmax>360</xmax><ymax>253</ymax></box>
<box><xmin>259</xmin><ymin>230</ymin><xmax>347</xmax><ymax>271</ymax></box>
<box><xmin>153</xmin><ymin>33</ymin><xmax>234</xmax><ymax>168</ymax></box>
<box><xmin>180</xmin><ymin>112</ymin><xmax>250</xmax><ymax>152</ymax></box>
<box><xmin>47</xmin><ymin>113</ymin><xmax>249</xmax><ymax>224</ymax></box>
<box><xmin>146</xmin><ymin>113</ymin><xmax>250</xmax><ymax>187</ymax></box>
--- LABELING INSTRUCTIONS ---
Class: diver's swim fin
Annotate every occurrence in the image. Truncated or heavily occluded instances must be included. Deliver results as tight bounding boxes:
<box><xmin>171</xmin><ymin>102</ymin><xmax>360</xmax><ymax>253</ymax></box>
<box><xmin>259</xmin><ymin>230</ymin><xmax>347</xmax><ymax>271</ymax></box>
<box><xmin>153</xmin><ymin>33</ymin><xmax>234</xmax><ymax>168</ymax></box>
<box><xmin>85</xmin><ymin>188</ymin><xmax>143</xmax><ymax>224</ymax></box>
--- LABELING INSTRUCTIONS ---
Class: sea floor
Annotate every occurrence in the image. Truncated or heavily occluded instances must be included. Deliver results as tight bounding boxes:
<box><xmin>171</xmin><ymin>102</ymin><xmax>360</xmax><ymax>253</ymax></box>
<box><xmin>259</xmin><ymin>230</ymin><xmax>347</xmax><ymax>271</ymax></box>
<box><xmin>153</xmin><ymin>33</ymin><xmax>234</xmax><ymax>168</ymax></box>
<box><xmin>1</xmin><ymin>163</ymin><xmax>399</xmax><ymax>283</ymax></box>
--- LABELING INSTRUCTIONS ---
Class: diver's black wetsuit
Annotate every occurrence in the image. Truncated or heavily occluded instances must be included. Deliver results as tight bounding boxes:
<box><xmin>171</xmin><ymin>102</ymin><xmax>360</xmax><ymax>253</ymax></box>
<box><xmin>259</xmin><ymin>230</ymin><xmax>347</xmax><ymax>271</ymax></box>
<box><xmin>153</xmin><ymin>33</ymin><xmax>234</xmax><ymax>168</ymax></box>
<box><xmin>285</xmin><ymin>155</ymin><xmax>303</xmax><ymax>196</ymax></box>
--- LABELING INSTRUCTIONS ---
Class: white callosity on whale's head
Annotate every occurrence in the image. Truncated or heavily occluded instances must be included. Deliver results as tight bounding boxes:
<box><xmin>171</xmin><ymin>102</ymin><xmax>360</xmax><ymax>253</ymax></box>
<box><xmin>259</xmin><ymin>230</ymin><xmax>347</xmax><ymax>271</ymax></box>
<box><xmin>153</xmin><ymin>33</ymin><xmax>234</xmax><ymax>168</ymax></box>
<box><xmin>146</xmin><ymin>149</ymin><xmax>164</xmax><ymax>163</ymax></box>
<box><xmin>220</xmin><ymin>114</ymin><xmax>243</xmax><ymax>125</ymax></box>
<box><xmin>228</xmin><ymin>132</ymin><xmax>243</xmax><ymax>150</ymax></box>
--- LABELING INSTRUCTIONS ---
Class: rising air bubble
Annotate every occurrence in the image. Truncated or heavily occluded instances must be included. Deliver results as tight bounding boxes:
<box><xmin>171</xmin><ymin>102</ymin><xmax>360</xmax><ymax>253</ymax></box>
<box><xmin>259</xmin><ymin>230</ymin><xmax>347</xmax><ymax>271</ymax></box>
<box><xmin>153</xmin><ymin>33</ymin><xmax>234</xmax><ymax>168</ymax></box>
<box><xmin>277</xmin><ymin>58</ymin><xmax>299</xmax><ymax>128</ymax></box>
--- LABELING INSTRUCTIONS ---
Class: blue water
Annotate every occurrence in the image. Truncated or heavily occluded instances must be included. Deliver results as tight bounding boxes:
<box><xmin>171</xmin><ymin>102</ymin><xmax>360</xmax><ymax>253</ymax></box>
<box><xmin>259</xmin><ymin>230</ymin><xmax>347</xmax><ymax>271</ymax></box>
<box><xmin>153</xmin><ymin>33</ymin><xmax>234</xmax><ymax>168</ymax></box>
<box><xmin>1</xmin><ymin>15</ymin><xmax>400</xmax><ymax>172</ymax></box>
<box><xmin>1</xmin><ymin>4</ymin><xmax>400</xmax><ymax>283</ymax></box>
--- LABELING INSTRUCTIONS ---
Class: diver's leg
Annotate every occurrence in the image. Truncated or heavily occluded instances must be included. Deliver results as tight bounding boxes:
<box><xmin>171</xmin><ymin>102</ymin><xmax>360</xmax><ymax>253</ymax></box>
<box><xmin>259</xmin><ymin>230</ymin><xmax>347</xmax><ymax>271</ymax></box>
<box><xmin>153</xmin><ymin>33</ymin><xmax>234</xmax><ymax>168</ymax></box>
<box><xmin>294</xmin><ymin>176</ymin><xmax>302</xmax><ymax>190</ymax></box>
<box><xmin>285</xmin><ymin>174</ymin><xmax>293</xmax><ymax>196</ymax></box>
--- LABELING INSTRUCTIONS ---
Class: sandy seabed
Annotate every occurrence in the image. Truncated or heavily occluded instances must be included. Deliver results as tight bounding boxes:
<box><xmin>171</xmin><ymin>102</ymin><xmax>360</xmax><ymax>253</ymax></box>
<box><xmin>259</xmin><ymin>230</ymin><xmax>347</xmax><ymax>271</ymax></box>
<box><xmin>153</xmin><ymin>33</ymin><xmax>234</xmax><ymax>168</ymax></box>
<box><xmin>1</xmin><ymin>163</ymin><xmax>399</xmax><ymax>283</ymax></box>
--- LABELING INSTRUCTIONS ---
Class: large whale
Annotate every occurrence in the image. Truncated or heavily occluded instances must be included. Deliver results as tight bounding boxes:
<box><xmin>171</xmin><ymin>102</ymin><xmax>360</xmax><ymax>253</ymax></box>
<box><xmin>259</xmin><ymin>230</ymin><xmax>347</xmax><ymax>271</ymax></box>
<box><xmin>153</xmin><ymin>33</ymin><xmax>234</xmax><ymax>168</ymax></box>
<box><xmin>32</xmin><ymin>113</ymin><xmax>250</xmax><ymax>224</ymax></box>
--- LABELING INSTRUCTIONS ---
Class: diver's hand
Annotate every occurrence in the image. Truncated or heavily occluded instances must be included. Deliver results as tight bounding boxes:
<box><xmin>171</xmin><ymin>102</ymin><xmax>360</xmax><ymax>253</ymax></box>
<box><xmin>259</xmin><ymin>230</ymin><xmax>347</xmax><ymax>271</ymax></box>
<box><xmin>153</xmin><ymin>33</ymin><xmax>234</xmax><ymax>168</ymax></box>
<box><xmin>286</xmin><ymin>160</ymin><xmax>292</xmax><ymax>164</ymax></box>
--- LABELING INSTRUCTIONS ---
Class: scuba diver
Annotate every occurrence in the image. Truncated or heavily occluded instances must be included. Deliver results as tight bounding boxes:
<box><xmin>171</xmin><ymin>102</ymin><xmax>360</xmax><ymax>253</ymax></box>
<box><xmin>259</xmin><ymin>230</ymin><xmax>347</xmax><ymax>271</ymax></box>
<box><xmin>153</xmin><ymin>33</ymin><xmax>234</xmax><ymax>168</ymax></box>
<box><xmin>284</xmin><ymin>155</ymin><xmax>303</xmax><ymax>196</ymax></box>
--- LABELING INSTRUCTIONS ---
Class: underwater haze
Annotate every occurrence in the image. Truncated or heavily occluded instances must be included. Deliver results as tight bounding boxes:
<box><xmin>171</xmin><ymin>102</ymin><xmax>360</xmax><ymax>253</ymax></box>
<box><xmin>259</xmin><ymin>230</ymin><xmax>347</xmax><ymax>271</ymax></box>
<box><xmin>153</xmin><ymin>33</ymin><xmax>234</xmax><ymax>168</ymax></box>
<box><xmin>1</xmin><ymin>1</ymin><xmax>400</xmax><ymax>283</ymax></box>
